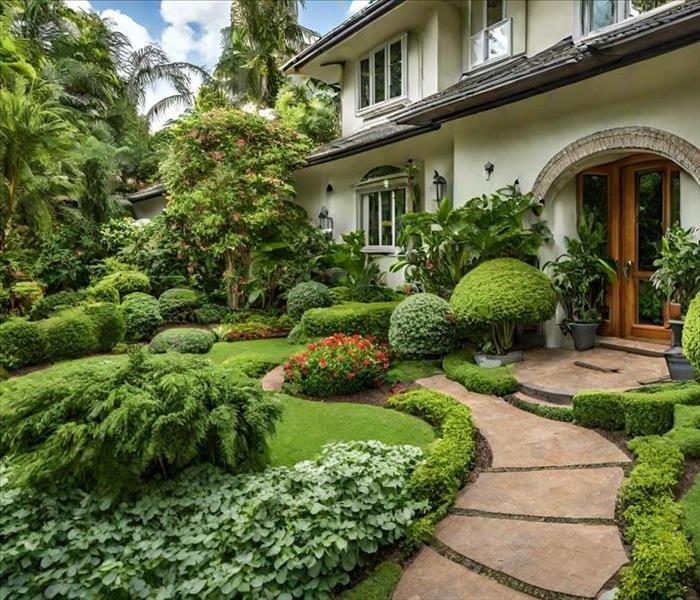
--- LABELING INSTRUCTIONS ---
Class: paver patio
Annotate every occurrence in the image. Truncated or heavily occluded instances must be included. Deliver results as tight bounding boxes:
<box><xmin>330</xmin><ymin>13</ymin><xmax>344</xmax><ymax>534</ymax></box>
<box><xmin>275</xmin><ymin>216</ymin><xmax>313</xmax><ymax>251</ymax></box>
<box><xmin>394</xmin><ymin>374</ymin><xmax>631</xmax><ymax>600</ymax></box>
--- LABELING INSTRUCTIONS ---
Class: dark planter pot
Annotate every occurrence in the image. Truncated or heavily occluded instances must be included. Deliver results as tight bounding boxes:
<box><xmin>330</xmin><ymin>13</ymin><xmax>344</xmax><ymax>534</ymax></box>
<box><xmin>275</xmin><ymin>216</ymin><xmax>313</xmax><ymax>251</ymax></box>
<box><xmin>669</xmin><ymin>319</ymin><xmax>684</xmax><ymax>348</ymax></box>
<box><xmin>570</xmin><ymin>321</ymin><xmax>600</xmax><ymax>351</ymax></box>
<box><xmin>665</xmin><ymin>319</ymin><xmax>694</xmax><ymax>380</ymax></box>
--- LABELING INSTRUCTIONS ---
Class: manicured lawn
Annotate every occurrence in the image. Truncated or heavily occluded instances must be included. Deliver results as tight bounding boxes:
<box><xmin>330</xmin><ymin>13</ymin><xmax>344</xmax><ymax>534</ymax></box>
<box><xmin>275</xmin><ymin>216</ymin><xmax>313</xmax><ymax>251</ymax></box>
<box><xmin>204</xmin><ymin>338</ymin><xmax>308</xmax><ymax>364</ymax></box>
<box><xmin>386</xmin><ymin>359</ymin><xmax>442</xmax><ymax>383</ymax></box>
<box><xmin>339</xmin><ymin>561</ymin><xmax>403</xmax><ymax>600</ymax></box>
<box><xmin>682</xmin><ymin>473</ymin><xmax>700</xmax><ymax>582</ymax></box>
<box><xmin>268</xmin><ymin>393</ymin><xmax>436</xmax><ymax>467</ymax></box>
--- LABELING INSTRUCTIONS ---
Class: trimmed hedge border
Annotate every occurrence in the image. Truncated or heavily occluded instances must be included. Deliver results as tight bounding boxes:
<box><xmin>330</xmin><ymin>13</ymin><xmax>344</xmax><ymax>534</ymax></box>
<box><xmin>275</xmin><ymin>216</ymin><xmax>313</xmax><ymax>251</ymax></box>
<box><xmin>385</xmin><ymin>389</ymin><xmax>476</xmax><ymax>541</ymax></box>
<box><xmin>665</xmin><ymin>405</ymin><xmax>700</xmax><ymax>459</ymax></box>
<box><xmin>301</xmin><ymin>302</ymin><xmax>398</xmax><ymax>340</ymax></box>
<box><xmin>504</xmin><ymin>394</ymin><xmax>574</xmax><ymax>423</ymax></box>
<box><xmin>572</xmin><ymin>382</ymin><xmax>700</xmax><ymax>436</ymax></box>
<box><xmin>617</xmin><ymin>436</ymin><xmax>694</xmax><ymax>600</ymax></box>
<box><xmin>442</xmin><ymin>350</ymin><xmax>519</xmax><ymax>396</ymax></box>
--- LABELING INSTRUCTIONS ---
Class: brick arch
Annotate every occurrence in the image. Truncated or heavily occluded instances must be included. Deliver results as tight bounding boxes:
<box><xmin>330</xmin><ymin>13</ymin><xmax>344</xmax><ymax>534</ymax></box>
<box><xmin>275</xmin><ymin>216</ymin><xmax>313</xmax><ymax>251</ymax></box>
<box><xmin>532</xmin><ymin>127</ymin><xmax>700</xmax><ymax>199</ymax></box>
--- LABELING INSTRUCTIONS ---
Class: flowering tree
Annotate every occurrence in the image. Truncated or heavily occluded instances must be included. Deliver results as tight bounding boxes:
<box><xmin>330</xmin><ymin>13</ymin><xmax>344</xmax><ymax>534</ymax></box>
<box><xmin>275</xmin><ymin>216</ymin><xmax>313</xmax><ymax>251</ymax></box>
<box><xmin>162</xmin><ymin>108</ymin><xmax>325</xmax><ymax>308</ymax></box>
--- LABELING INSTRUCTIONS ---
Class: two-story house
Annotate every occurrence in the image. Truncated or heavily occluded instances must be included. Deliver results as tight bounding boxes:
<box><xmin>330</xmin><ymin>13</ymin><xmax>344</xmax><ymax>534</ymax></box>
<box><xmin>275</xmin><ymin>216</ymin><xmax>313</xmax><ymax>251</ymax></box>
<box><xmin>284</xmin><ymin>0</ymin><xmax>700</xmax><ymax>348</ymax></box>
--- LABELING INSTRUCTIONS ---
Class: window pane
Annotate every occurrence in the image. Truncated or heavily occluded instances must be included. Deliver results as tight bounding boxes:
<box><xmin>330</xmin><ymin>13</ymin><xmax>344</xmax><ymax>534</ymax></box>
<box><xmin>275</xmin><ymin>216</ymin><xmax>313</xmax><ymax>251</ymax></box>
<box><xmin>581</xmin><ymin>173</ymin><xmax>609</xmax><ymax>239</ymax></box>
<box><xmin>486</xmin><ymin>0</ymin><xmax>503</xmax><ymax>26</ymax></box>
<box><xmin>389</xmin><ymin>40</ymin><xmax>402</xmax><ymax>98</ymax></box>
<box><xmin>671</xmin><ymin>171</ymin><xmax>681</xmax><ymax>227</ymax></box>
<box><xmin>367</xmin><ymin>193</ymin><xmax>379</xmax><ymax>246</ymax></box>
<box><xmin>380</xmin><ymin>190</ymin><xmax>392</xmax><ymax>246</ymax></box>
<box><xmin>638</xmin><ymin>279</ymin><xmax>665</xmax><ymax>326</ymax></box>
<box><xmin>471</xmin><ymin>32</ymin><xmax>485</xmax><ymax>66</ymax></box>
<box><xmin>487</xmin><ymin>19</ymin><xmax>509</xmax><ymax>60</ymax></box>
<box><xmin>360</xmin><ymin>58</ymin><xmax>370</xmax><ymax>108</ymax></box>
<box><xmin>631</xmin><ymin>0</ymin><xmax>674</xmax><ymax>17</ymax></box>
<box><xmin>636</xmin><ymin>170</ymin><xmax>663</xmax><ymax>271</ymax></box>
<box><xmin>394</xmin><ymin>188</ymin><xmax>406</xmax><ymax>243</ymax></box>
<box><xmin>589</xmin><ymin>0</ymin><xmax>616</xmax><ymax>30</ymax></box>
<box><xmin>374</xmin><ymin>48</ymin><xmax>385</xmax><ymax>103</ymax></box>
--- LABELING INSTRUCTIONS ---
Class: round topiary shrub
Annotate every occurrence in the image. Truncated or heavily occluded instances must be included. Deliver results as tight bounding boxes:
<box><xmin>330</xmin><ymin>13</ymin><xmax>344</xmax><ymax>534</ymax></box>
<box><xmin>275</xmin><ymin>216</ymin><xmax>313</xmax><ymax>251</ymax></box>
<box><xmin>0</xmin><ymin>318</ymin><xmax>47</xmax><ymax>369</ymax></box>
<box><xmin>87</xmin><ymin>282</ymin><xmax>120</xmax><ymax>304</ymax></box>
<box><xmin>82</xmin><ymin>302</ymin><xmax>126</xmax><ymax>352</ymax></box>
<box><xmin>389</xmin><ymin>293</ymin><xmax>455</xmax><ymax>357</ymax></box>
<box><xmin>149</xmin><ymin>328</ymin><xmax>215</xmax><ymax>354</ymax></box>
<box><xmin>29</xmin><ymin>290</ymin><xmax>87</xmax><ymax>321</ymax></box>
<box><xmin>450</xmin><ymin>258</ymin><xmax>557</xmax><ymax>354</ymax></box>
<box><xmin>286</xmin><ymin>323</ymin><xmax>307</xmax><ymax>345</ymax></box>
<box><xmin>683</xmin><ymin>294</ymin><xmax>700</xmax><ymax>380</ymax></box>
<box><xmin>287</xmin><ymin>281</ymin><xmax>332</xmax><ymax>320</ymax></box>
<box><xmin>122</xmin><ymin>292</ymin><xmax>163</xmax><ymax>342</ymax></box>
<box><xmin>97</xmin><ymin>270</ymin><xmax>150</xmax><ymax>296</ymax></box>
<box><xmin>158</xmin><ymin>288</ymin><xmax>201</xmax><ymax>323</ymax></box>
<box><xmin>41</xmin><ymin>309</ymin><xmax>98</xmax><ymax>362</ymax></box>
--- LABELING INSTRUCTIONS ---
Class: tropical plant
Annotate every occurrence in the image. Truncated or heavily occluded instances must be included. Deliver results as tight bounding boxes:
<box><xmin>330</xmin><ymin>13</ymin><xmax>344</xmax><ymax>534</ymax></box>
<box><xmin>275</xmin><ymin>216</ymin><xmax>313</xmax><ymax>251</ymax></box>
<box><xmin>651</xmin><ymin>225</ymin><xmax>700</xmax><ymax>316</ymax></box>
<box><xmin>329</xmin><ymin>231</ymin><xmax>387</xmax><ymax>300</ymax></box>
<box><xmin>545</xmin><ymin>218</ymin><xmax>617</xmax><ymax>323</ymax></box>
<box><xmin>275</xmin><ymin>79</ymin><xmax>338</xmax><ymax>145</ymax></box>
<box><xmin>393</xmin><ymin>186</ymin><xmax>552</xmax><ymax>297</ymax></box>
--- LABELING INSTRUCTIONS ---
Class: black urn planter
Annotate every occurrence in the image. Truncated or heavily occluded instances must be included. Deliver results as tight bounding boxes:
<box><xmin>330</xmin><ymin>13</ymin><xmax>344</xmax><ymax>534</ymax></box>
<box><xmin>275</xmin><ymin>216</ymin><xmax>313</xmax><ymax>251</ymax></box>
<box><xmin>665</xmin><ymin>319</ymin><xmax>695</xmax><ymax>381</ymax></box>
<box><xmin>569</xmin><ymin>321</ymin><xmax>600</xmax><ymax>351</ymax></box>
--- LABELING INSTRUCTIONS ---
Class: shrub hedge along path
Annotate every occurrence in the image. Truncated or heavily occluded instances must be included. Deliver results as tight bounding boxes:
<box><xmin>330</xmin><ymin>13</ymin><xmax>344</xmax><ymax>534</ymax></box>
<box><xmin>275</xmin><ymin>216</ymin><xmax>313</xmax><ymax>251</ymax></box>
<box><xmin>393</xmin><ymin>374</ymin><xmax>632</xmax><ymax>600</ymax></box>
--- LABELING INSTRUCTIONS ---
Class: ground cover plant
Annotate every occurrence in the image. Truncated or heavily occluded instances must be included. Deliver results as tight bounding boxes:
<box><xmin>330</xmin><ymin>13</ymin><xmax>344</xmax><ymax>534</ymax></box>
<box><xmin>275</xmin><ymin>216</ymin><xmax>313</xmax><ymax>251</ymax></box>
<box><xmin>301</xmin><ymin>301</ymin><xmax>398</xmax><ymax>340</ymax></box>
<box><xmin>149</xmin><ymin>328</ymin><xmax>216</xmax><ymax>354</ymax></box>
<box><xmin>443</xmin><ymin>349</ymin><xmax>519</xmax><ymax>396</ymax></box>
<box><xmin>0</xmin><ymin>442</ymin><xmax>424</xmax><ymax>599</ymax></box>
<box><xmin>284</xmin><ymin>334</ymin><xmax>390</xmax><ymax>397</ymax></box>
<box><xmin>389</xmin><ymin>293</ymin><xmax>455</xmax><ymax>358</ymax></box>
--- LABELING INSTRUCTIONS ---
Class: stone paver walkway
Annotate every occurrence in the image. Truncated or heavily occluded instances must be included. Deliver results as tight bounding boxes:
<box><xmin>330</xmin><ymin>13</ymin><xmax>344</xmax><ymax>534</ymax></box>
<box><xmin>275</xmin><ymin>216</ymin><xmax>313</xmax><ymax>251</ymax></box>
<box><xmin>394</xmin><ymin>374</ymin><xmax>631</xmax><ymax>600</ymax></box>
<box><xmin>261</xmin><ymin>365</ymin><xmax>285</xmax><ymax>391</ymax></box>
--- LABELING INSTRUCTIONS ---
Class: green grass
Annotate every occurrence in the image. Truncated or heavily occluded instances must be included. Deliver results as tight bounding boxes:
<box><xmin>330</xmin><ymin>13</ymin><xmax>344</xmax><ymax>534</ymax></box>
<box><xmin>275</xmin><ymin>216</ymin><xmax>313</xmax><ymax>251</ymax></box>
<box><xmin>338</xmin><ymin>561</ymin><xmax>403</xmax><ymax>600</ymax></box>
<box><xmin>385</xmin><ymin>359</ymin><xmax>442</xmax><ymax>384</ymax></box>
<box><xmin>681</xmin><ymin>473</ymin><xmax>700</xmax><ymax>583</ymax></box>
<box><xmin>268</xmin><ymin>394</ymin><xmax>436</xmax><ymax>467</ymax></box>
<box><xmin>202</xmin><ymin>338</ymin><xmax>308</xmax><ymax>365</ymax></box>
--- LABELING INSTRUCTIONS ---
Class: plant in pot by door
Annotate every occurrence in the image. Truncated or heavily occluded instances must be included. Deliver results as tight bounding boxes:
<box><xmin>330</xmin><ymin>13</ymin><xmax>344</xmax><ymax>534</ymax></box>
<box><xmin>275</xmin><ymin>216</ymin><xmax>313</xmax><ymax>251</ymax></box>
<box><xmin>449</xmin><ymin>258</ymin><xmax>558</xmax><ymax>367</ymax></box>
<box><xmin>651</xmin><ymin>225</ymin><xmax>700</xmax><ymax>380</ymax></box>
<box><xmin>545</xmin><ymin>219</ymin><xmax>617</xmax><ymax>351</ymax></box>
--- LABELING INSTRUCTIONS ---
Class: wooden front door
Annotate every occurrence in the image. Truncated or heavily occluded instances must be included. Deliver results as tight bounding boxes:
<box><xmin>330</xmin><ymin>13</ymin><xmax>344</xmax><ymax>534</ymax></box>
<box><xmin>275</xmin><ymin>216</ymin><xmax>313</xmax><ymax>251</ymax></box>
<box><xmin>578</xmin><ymin>155</ymin><xmax>681</xmax><ymax>342</ymax></box>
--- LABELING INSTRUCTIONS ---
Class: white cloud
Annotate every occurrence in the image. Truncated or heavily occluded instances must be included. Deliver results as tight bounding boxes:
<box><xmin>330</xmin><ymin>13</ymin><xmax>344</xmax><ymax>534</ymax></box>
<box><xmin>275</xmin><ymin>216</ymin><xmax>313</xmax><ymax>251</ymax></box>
<box><xmin>347</xmin><ymin>0</ymin><xmax>370</xmax><ymax>15</ymax></box>
<box><xmin>101</xmin><ymin>9</ymin><xmax>152</xmax><ymax>51</ymax></box>
<box><xmin>65</xmin><ymin>0</ymin><xmax>92</xmax><ymax>13</ymax></box>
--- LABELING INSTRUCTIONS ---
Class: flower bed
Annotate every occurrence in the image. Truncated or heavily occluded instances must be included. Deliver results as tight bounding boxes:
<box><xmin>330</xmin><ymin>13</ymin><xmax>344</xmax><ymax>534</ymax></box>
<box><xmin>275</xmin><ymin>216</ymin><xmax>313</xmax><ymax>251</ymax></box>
<box><xmin>284</xmin><ymin>334</ymin><xmax>390</xmax><ymax>397</ymax></box>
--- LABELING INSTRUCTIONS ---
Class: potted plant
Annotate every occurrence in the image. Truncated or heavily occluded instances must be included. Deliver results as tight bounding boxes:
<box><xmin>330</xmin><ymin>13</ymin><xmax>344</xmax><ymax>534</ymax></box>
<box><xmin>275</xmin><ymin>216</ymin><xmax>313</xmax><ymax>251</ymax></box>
<box><xmin>651</xmin><ymin>225</ymin><xmax>700</xmax><ymax>380</ymax></box>
<box><xmin>545</xmin><ymin>219</ymin><xmax>617</xmax><ymax>351</ymax></box>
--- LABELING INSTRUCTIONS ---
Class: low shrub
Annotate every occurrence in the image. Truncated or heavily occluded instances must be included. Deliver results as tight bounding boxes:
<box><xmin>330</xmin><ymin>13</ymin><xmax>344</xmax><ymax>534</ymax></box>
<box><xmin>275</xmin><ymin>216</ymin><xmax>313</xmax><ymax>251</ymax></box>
<box><xmin>328</xmin><ymin>285</ymin><xmax>352</xmax><ymax>305</ymax></box>
<box><xmin>194</xmin><ymin>303</ymin><xmax>229</xmax><ymax>324</ymax></box>
<box><xmin>338</xmin><ymin>561</ymin><xmax>402</xmax><ymax>600</ymax></box>
<box><xmin>221</xmin><ymin>321</ymin><xmax>290</xmax><ymax>341</ymax></box>
<box><xmin>573</xmin><ymin>382</ymin><xmax>700</xmax><ymax>435</ymax></box>
<box><xmin>442</xmin><ymin>349</ymin><xmax>519</xmax><ymax>396</ymax></box>
<box><xmin>29</xmin><ymin>290</ymin><xmax>87</xmax><ymax>320</ymax></box>
<box><xmin>221</xmin><ymin>353</ymin><xmax>278</xmax><ymax>378</ymax></box>
<box><xmin>507</xmin><ymin>394</ymin><xmax>574</xmax><ymax>422</ymax></box>
<box><xmin>683</xmin><ymin>294</ymin><xmax>700</xmax><ymax>379</ymax></box>
<box><xmin>82</xmin><ymin>302</ymin><xmax>126</xmax><ymax>352</ymax></box>
<box><xmin>284</xmin><ymin>333</ymin><xmax>390</xmax><ymax>397</ymax></box>
<box><xmin>8</xmin><ymin>281</ymin><xmax>43</xmax><ymax>316</ymax></box>
<box><xmin>389</xmin><ymin>293</ymin><xmax>455</xmax><ymax>358</ymax></box>
<box><xmin>617</xmin><ymin>436</ymin><xmax>694</xmax><ymax>600</ymax></box>
<box><xmin>386</xmin><ymin>388</ymin><xmax>476</xmax><ymax>539</ymax></box>
<box><xmin>0</xmin><ymin>441</ymin><xmax>424</xmax><ymax>598</ymax></box>
<box><xmin>287</xmin><ymin>281</ymin><xmax>332</xmax><ymax>320</ymax></box>
<box><xmin>149</xmin><ymin>328</ymin><xmax>215</xmax><ymax>354</ymax></box>
<box><xmin>41</xmin><ymin>309</ymin><xmax>98</xmax><ymax>363</ymax></box>
<box><xmin>665</xmin><ymin>404</ymin><xmax>700</xmax><ymax>458</ymax></box>
<box><xmin>0</xmin><ymin>350</ymin><xmax>282</xmax><ymax>495</ymax></box>
<box><xmin>87</xmin><ymin>281</ymin><xmax>120</xmax><ymax>304</ymax></box>
<box><xmin>158</xmin><ymin>288</ymin><xmax>201</xmax><ymax>323</ymax></box>
<box><xmin>287</xmin><ymin>322</ymin><xmax>307</xmax><ymax>345</ymax></box>
<box><xmin>122</xmin><ymin>292</ymin><xmax>163</xmax><ymax>342</ymax></box>
<box><xmin>0</xmin><ymin>318</ymin><xmax>47</xmax><ymax>369</ymax></box>
<box><xmin>96</xmin><ymin>270</ymin><xmax>150</xmax><ymax>296</ymax></box>
<box><xmin>302</xmin><ymin>301</ymin><xmax>398</xmax><ymax>340</ymax></box>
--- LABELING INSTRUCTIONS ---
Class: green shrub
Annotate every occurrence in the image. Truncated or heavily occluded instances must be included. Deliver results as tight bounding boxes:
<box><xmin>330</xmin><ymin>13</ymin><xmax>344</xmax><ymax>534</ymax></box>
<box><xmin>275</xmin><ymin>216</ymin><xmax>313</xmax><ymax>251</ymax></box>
<box><xmin>0</xmin><ymin>350</ymin><xmax>282</xmax><ymax>495</ymax></box>
<box><xmin>573</xmin><ymin>383</ymin><xmax>700</xmax><ymax>435</ymax></box>
<box><xmin>386</xmin><ymin>389</ymin><xmax>476</xmax><ymax>538</ymax></box>
<box><xmin>665</xmin><ymin>427</ymin><xmax>700</xmax><ymax>458</ymax></box>
<box><xmin>684</xmin><ymin>293</ymin><xmax>700</xmax><ymax>379</ymax></box>
<box><xmin>29</xmin><ymin>290</ymin><xmax>87</xmax><ymax>320</ymax></box>
<box><xmin>0</xmin><ymin>441</ymin><xmax>423</xmax><ymax>598</ymax></box>
<box><xmin>339</xmin><ymin>561</ymin><xmax>402</xmax><ymax>600</ymax></box>
<box><xmin>220</xmin><ymin>321</ymin><xmax>290</xmax><ymax>341</ymax></box>
<box><xmin>287</xmin><ymin>322</ymin><xmax>307</xmax><ymax>344</ymax></box>
<box><xmin>442</xmin><ymin>349</ymin><xmax>519</xmax><ymax>396</ymax></box>
<box><xmin>82</xmin><ymin>302</ymin><xmax>126</xmax><ymax>352</ymax></box>
<box><xmin>328</xmin><ymin>285</ymin><xmax>352</xmax><ymax>304</ymax></box>
<box><xmin>41</xmin><ymin>309</ymin><xmax>97</xmax><ymax>362</ymax></box>
<box><xmin>194</xmin><ymin>303</ymin><xmax>229</xmax><ymax>324</ymax></box>
<box><xmin>149</xmin><ymin>328</ymin><xmax>215</xmax><ymax>354</ymax></box>
<box><xmin>0</xmin><ymin>319</ymin><xmax>47</xmax><ymax>369</ymax></box>
<box><xmin>674</xmin><ymin>404</ymin><xmax>700</xmax><ymax>428</ymax></box>
<box><xmin>507</xmin><ymin>394</ymin><xmax>574</xmax><ymax>422</ymax></box>
<box><xmin>449</xmin><ymin>258</ymin><xmax>557</xmax><ymax>354</ymax></box>
<box><xmin>617</xmin><ymin>436</ymin><xmax>694</xmax><ymax>600</ymax></box>
<box><xmin>287</xmin><ymin>281</ymin><xmax>332</xmax><ymax>320</ymax></box>
<box><xmin>222</xmin><ymin>353</ymin><xmax>279</xmax><ymax>378</ymax></box>
<box><xmin>302</xmin><ymin>301</ymin><xmax>398</xmax><ymax>340</ymax></box>
<box><xmin>97</xmin><ymin>270</ymin><xmax>150</xmax><ymax>296</ymax></box>
<box><xmin>389</xmin><ymin>293</ymin><xmax>455</xmax><ymax>358</ymax></box>
<box><xmin>87</xmin><ymin>281</ymin><xmax>120</xmax><ymax>303</ymax></box>
<box><xmin>122</xmin><ymin>292</ymin><xmax>163</xmax><ymax>342</ymax></box>
<box><xmin>158</xmin><ymin>288</ymin><xmax>201</xmax><ymax>323</ymax></box>
<box><xmin>8</xmin><ymin>281</ymin><xmax>43</xmax><ymax>316</ymax></box>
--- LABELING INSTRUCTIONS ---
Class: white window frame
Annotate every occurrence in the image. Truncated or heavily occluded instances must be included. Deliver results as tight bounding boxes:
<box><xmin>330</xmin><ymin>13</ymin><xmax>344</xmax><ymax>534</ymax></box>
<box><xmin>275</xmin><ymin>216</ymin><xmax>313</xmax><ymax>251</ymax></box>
<box><xmin>354</xmin><ymin>173</ymin><xmax>411</xmax><ymax>254</ymax></box>
<box><xmin>578</xmin><ymin>0</ymin><xmax>673</xmax><ymax>36</ymax></box>
<box><xmin>469</xmin><ymin>0</ymin><xmax>512</xmax><ymax>70</ymax></box>
<box><xmin>356</xmin><ymin>33</ymin><xmax>408</xmax><ymax>116</ymax></box>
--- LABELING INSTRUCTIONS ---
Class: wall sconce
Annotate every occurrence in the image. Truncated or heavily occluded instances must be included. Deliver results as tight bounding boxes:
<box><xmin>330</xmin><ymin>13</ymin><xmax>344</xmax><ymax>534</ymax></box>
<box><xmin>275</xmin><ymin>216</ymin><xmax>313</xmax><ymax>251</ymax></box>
<box><xmin>513</xmin><ymin>178</ymin><xmax>521</xmax><ymax>194</ymax></box>
<box><xmin>484</xmin><ymin>161</ymin><xmax>494</xmax><ymax>181</ymax></box>
<box><xmin>318</xmin><ymin>206</ymin><xmax>333</xmax><ymax>237</ymax></box>
<box><xmin>433</xmin><ymin>170</ymin><xmax>447</xmax><ymax>204</ymax></box>
<box><xmin>326</xmin><ymin>183</ymin><xmax>333</xmax><ymax>193</ymax></box>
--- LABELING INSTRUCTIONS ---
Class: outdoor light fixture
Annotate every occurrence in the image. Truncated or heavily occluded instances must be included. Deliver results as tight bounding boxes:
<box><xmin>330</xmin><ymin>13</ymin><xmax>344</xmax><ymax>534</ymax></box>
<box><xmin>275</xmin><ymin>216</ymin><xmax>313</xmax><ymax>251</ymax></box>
<box><xmin>513</xmin><ymin>178</ymin><xmax>521</xmax><ymax>194</ymax></box>
<box><xmin>484</xmin><ymin>161</ymin><xmax>494</xmax><ymax>181</ymax></box>
<box><xmin>433</xmin><ymin>170</ymin><xmax>447</xmax><ymax>204</ymax></box>
<box><xmin>326</xmin><ymin>183</ymin><xmax>333</xmax><ymax>193</ymax></box>
<box><xmin>318</xmin><ymin>206</ymin><xmax>333</xmax><ymax>237</ymax></box>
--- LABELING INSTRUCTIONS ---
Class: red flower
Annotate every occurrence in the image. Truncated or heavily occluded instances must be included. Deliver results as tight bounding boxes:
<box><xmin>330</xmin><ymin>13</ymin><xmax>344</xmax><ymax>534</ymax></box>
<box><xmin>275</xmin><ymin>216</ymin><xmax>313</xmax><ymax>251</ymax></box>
<box><xmin>236</xmin><ymin>138</ymin><xmax>246</xmax><ymax>146</ymax></box>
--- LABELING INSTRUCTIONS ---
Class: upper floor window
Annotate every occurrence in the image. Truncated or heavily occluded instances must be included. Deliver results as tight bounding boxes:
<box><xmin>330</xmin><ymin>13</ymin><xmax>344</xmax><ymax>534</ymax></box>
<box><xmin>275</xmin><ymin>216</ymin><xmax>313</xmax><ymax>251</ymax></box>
<box><xmin>470</xmin><ymin>0</ymin><xmax>511</xmax><ymax>68</ymax></box>
<box><xmin>358</xmin><ymin>34</ymin><xmax>406</xmax><ymax>112</ymax></box>
<box><xmin>581</xmin><ymin>0</ymin><xmax>676</xmax><ymax>35</ymax></box>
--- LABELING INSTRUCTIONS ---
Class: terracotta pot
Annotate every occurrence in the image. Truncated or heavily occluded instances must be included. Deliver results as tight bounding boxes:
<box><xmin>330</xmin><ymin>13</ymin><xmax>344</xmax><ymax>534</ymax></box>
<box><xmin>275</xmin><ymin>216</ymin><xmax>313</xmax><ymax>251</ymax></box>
<box><xmin>668</xmin><ymin>302</ymin><xmax>682</xmax><ymax>320</ymax></box>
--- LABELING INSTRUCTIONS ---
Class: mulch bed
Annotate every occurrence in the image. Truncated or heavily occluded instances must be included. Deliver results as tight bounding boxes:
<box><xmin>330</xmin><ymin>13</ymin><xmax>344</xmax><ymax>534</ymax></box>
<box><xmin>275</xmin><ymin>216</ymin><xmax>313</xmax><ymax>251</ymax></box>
<box><xmin>678</xmin><ymin>457</ymin><xmax>700</xmax><ymax>498</ymax></box>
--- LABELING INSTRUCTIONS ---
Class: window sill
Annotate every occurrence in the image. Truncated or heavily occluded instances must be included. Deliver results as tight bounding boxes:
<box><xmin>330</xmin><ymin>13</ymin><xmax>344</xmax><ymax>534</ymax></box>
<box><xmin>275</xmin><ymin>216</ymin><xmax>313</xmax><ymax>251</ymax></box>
<box><xmin>577</xmin><ymin>0</ymin><xmax>683</xmax><ymax>42</ymax></box>
<box><xmin>356</xmin><ymin>96</ymin><xmax>410</xmax><ymax>120</ymax></box>
<box><xmin>469</xmin><ymin>52</ymin><xmax>513</xmax><ymax>73</ymax></box>
<box><xmin>362</xmin><ymin>246</ymin><xmax>399</xmax><ymax>256</ymax></box>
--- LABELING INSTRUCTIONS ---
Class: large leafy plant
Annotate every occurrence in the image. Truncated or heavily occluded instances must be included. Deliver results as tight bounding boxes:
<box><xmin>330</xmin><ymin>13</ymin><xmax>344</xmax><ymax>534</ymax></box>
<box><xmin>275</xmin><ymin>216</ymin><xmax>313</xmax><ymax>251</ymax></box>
<box><xmin>328</xmin><ymin>230</ymin><xmax>387</xmax><ymax>300</ymax></box>
<box><xmin>651</xmin><ymin>225</ymin><xmax>700</xmax><ymax>315</ymax></box>
<box><xmin>393</xmin><ymin>186</ymin><xmax>551</xmax><ymax>297</ymax></box>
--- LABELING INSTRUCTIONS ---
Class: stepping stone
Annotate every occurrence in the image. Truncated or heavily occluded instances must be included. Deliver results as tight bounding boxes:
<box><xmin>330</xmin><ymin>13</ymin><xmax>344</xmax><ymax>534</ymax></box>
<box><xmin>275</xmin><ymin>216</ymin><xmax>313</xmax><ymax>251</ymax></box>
<box><xmin>393</xmin><ymin>547</ymin><xmax>534</xmax><ymax>600</ymax></box>
<box><xmin>416</xmin><ymin>375</ymin><xmax>630</xmax><ymax>469</ymax></box>
<box><xmin>436</xmin><ymin>515</ymin><xmax>628</xmax><ymax>598</ymax></box>
<box><xmin>455</xmin><ymin>467</ymin><xmax>624</xmax><ymax>519</ymax></box>
<box><xmin>261</xmin><ymin>365</ymin><xmax>285</xmax><ymax>392</ymax></box>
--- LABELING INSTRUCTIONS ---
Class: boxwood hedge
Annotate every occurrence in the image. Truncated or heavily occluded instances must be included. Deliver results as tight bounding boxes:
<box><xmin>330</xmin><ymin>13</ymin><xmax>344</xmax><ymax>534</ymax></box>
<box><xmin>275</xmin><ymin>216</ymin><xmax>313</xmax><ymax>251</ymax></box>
<box><xmin>442</xmin><ymin>349</ymin><xmax>519</xmax><ymax>396</ymax></box>
<box><xmin>0</xmin><ymin>318</ymin><xmax>47</xmax><ymax>369</ymax></box>
<box><xmin>301</xmin><ymin>302</ymin><xmax>398</xmax><ymax>340</ymax></box>
<box><xmin>96</xmin><ymin>270</ymin><xmax>151</xmax><ymax>296</ymax></box>
<box><xmin>122</xmin><ymin>293</ymin><xmax>163</xmax><ymax>342</ymax></box>
<box><xmin>158</xmin><ymin>288</ymin><xmax>201</xmax><ymax>323</ymax></box>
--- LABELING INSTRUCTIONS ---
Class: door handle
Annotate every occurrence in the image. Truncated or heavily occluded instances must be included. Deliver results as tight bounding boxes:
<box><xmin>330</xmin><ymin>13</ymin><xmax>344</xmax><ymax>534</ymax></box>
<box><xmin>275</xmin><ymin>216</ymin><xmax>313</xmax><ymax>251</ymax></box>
<box><xmin>623</xmin><ymin>260</ymin><xmax>633</xmax><ymax>280</ymax></box>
